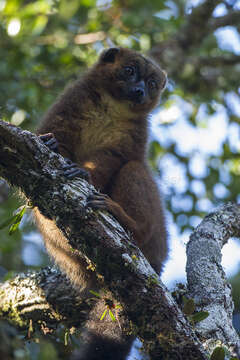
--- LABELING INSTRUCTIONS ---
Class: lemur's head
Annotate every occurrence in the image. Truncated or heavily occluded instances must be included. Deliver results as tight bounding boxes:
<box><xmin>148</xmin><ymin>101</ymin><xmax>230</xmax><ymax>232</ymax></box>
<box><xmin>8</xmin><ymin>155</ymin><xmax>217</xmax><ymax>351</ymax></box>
<box><xmin>96</xmin><ymin>47</ymin><xmax>167</xmax><ymax>113</ymax></box>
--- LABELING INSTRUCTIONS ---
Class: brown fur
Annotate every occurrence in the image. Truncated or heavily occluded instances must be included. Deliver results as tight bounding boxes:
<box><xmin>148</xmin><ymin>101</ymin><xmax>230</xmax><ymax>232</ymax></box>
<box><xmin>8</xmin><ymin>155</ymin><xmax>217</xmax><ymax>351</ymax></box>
<box><xmin>35</xmin><ymin>47</ymin><xmax>168</xmax><ymax>359</ymax></box>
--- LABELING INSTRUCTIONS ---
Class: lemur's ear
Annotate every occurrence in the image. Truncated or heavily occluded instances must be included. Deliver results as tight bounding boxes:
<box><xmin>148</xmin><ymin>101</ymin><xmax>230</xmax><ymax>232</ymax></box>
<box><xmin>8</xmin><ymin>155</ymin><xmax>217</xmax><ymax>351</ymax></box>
<box><xmin>161</xmin><ymin>70</ymin><xmax>168</xmax><ymax>91</ymax></box>
<box><xmin>100</xmin><ymin>48</ymin><xmax>120</xmax><ymax>63</ymax></box>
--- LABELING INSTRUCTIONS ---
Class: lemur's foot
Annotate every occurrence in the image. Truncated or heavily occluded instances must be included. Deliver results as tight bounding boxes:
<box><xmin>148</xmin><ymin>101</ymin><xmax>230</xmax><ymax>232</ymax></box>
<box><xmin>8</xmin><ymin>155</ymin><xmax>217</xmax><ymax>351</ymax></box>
<box><xmin>87</xmin><ymin>193</ymin><xmax>111</xmax><ymax>210</ymax></box>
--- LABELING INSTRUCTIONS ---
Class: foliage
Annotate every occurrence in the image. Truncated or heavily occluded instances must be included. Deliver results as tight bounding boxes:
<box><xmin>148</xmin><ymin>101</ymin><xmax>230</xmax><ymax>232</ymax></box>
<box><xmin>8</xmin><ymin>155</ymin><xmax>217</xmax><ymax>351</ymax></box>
<box><xmin>0</xmin><ymin>0</ymin><xmax>240</xmax><ymax>233</ymax></box>
<box><xmin>0</xmin><ymin>205</ymin><xmax>26</xmax><ymax>234</ymax></box>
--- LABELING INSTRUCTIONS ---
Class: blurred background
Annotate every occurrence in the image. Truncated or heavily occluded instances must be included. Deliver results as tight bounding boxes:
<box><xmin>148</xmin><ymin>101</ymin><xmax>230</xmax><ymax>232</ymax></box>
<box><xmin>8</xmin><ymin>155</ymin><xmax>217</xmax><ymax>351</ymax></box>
<box><xmin>0</xmin><ymin>0</ymin><xmax>240</xmax><ymax>358</ymax></box>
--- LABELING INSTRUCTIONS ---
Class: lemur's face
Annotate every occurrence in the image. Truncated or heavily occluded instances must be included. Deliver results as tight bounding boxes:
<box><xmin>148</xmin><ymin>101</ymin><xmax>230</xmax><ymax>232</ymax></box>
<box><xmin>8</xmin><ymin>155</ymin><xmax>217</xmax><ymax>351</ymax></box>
<box><xmin>97</xmin><ymin>47</ymin><xmax>167</xmax><ymax>113</ymax></box>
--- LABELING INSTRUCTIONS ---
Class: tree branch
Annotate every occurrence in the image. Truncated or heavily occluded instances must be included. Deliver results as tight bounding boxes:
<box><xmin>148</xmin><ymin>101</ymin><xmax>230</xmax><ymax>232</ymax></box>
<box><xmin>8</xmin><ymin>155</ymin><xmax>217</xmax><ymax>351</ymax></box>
<box><xmin>0</xmin><ymin>267</ymin><xmax>95</xmax><ymax>331</ymax></box>
<box><xmin>178</xmin><ymin>0</ymin><xmax>222</xmax><ymax>48</ymax></box>
<box><xmin>198</xmin><ymin>55</ymin><xmax>240</xmax><ymax>66</ymax></box>
<box><xmin>209</xmin><ymin>10</ymin><xmax>240</xmax><ymax>30</ymax></box>
<box><xmin>186</xmin><ymin>202</ymin><xmax>240</xmax><ymax>357</ymax></box>
<box><xmin>149</xmin><ymin>1</ymin><xmax>240</xmax><ymax>97</ymax></box>
<box><xmin>0</xmin><ymin>119</ymin><xmax>209</xmax><ymax>359</ymax></box>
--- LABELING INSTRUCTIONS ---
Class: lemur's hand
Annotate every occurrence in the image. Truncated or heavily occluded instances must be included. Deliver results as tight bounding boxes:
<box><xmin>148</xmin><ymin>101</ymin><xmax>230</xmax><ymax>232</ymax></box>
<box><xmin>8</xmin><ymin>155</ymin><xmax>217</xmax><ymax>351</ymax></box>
<box><xmin>39</xmin><ymin>133</ymin><xmax>59</xmax><ymax>153</ymax></box>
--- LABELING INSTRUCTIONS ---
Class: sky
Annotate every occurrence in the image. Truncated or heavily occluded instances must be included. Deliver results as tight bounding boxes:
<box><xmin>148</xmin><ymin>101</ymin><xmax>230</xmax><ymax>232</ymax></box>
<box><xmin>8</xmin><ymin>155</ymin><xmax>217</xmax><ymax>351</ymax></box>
<box><xmin>154</xmin><ymin>13</ymin><xmax>240</xmax><ymax>286</ymax></box>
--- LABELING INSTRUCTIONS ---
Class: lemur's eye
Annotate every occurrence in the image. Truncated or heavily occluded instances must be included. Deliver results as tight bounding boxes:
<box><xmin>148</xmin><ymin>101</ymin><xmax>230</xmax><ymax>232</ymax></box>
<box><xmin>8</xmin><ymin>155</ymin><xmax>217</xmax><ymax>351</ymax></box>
<box><xmin>124</xmin><ymin>66</ymin><xmax>135</xmax><ymax>76</ymax></box>
<box><xmin>148</xmin><ymin>79</ymin><xmax>157</xmax><ymax>90</ymax></box>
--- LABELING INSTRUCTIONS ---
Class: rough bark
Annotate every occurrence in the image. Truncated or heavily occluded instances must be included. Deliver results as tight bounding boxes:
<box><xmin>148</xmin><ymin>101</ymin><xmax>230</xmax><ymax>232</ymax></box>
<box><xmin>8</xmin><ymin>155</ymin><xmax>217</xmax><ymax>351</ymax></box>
<box><xmin>0</xmin><ymin>267</ymin><xmax>95</xmax><ymax>331</ymax></box>
<box><xmin>186</xmin><ymin>203</ymin><xmax>240</xmax><ymax>357</ymax></box>
<box><xmin>0</xmin><ymin>119</ymin><xmax>209</xmax><ymax>359</ymax></box>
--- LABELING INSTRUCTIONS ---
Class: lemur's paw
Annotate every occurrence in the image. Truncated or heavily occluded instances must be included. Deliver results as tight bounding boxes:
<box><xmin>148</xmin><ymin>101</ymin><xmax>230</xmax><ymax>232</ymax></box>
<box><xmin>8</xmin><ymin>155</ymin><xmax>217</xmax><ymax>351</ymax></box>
<box><xmin>39</xmin><ymin>133</ymin><xmax>58</xmax><ymax>152</ymax></box>
<box><xmin>87</xmin><ymin>193</ymin><xmax>115</xmax><ymax>211</ymax></box>
<box><xmin>62</xmin><ymin>161</ymin><xmax>90</xmax><ymax>180</ymax></box>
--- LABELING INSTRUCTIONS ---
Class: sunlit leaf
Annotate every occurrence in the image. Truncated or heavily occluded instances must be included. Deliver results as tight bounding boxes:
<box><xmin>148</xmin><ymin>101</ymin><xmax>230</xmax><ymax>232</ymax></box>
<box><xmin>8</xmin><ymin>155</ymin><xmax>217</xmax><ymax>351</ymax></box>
<box><xmin>9</xmin><ymin>206</ymin><xmax>26</xmax><ymax>235</ymax></box>
<box><xmin>100</xmin><ymin>309</ymin><xmax>107</xmax><ymax>320</ymax></box>
<box><xmin>109</xmin><ymin>310</ymin><xmax>116</xmax><ymax>322</ymax></box>
<box><xmin>59</xmin><ymin>0</ymin><xmax>80</xmax><ymax>19</ymax></box>
<box><xmin>89</xmin><ymin>290</ymin><xmax>102</xmax><ymax>298</ymax></box>
<box><xmin>64</xmin><ymin>330</ymin><xmax>69</xmax><ymax>346</ymax></box>
<box><xmin>32</xmin><ymin>15</ymin><xmax>48</xmax><ymax>35</ymax></box>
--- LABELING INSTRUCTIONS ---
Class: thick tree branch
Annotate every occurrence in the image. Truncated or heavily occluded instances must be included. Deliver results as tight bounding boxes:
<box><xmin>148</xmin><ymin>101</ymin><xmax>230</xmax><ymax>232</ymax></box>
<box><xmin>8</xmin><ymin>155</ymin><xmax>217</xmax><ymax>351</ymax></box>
<box><xmin>0</xmin><ymin>267</ymin><xmax>128</xmax><ymax>346</ymax></box>
<box><xmin>150</xmin><ymin>1</ymin><xmax>240</xmax><ymax>96</ymax></box>
<box><xmin>186</xmin><ymin>203</ymin><xmax>240</xmax><ymax>357</ymax></box>
<box><xmin>0</xmin><ymin>119</ymin><xmax>209</xmax><ymax>359</ymax></box>
<box><xmin>0</xmin><ymin>267</ymin><xmax>95</xmax><ymax>331</ymax></box>
<box><xmin>178</xmin><ymin>0</ymin><xmax>222</xmax><ymax>48</ymax></box>
<box><xmin>198</xmin><ymin>55</ymin><xmax>240</xmax><ymax>66</ymax></box>
<box><xmin>209</xmin><ymin>10</ymin><xmax>240</xmax><ymax>30</ymax></box>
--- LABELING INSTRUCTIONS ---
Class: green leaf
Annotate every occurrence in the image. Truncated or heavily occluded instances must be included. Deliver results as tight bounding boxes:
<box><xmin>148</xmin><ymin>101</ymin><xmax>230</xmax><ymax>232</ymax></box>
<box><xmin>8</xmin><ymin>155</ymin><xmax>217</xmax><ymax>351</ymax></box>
<box><xmin>32</xmin><ymin>15</ymin><xmax>48</xmax><ymax>35</ymax></box>
<box><xmin>0</xmin><ymin>205</ymin><xmax>26</xmax><ymax>233</ymax></box>
<box><xmin>192</xmin><ymin>311</ymin><xmax>209</xmax><ymax>323</ymax></box>
<box><xmin>183</xmin><ymin>298</ymin><xmax>195</xmax><ymax>316</ymax></box>
<box><xmin>59</xmin><ymin>0</ymin><xmax>80</xmax><ymax>19</ymax></box>
<box><xmin>64</xmin><ymin>330</ymin><xmax>69</xmax><ymax>346</ymax></box>
<box><xmin>109</xmin><ymin>310</ymin><xmax>116</xmax><ymax>322</ymax></box>
<box><xmin>3</xmin><ymin>270</ymin><xmax>15</xmax><ymax>281</ymax></box>
<box><xmin>89</xmin><ymin>290</ymin><xmax>101</xmax><ymax>298</ymax></box>
<box><xmin>9</xmin><ymin>206</ymin><xmax>26</xmax><ymax>235</ymax></box>
<box><xmin>210</xmin><ymin>347</ymin><xmax>225</xmax><ymax>360</ymax></box>
<box><xmin>0</xmin><ymin>214</ymin><xmax>18</xmax><ymax>230</ymax></box>
<box><xmin>100</xmin><ymin>309</ymin><xmax>107</xmax><ymax>321</ymax></box>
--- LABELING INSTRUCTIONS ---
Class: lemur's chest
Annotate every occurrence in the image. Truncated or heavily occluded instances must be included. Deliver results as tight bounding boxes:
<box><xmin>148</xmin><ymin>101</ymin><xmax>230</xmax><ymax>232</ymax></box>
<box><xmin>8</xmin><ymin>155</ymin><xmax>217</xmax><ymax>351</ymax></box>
<box><xmin>79</xmin><ymin>95</ymin><xmax>134</xmax><ymax>156</ymax></box>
